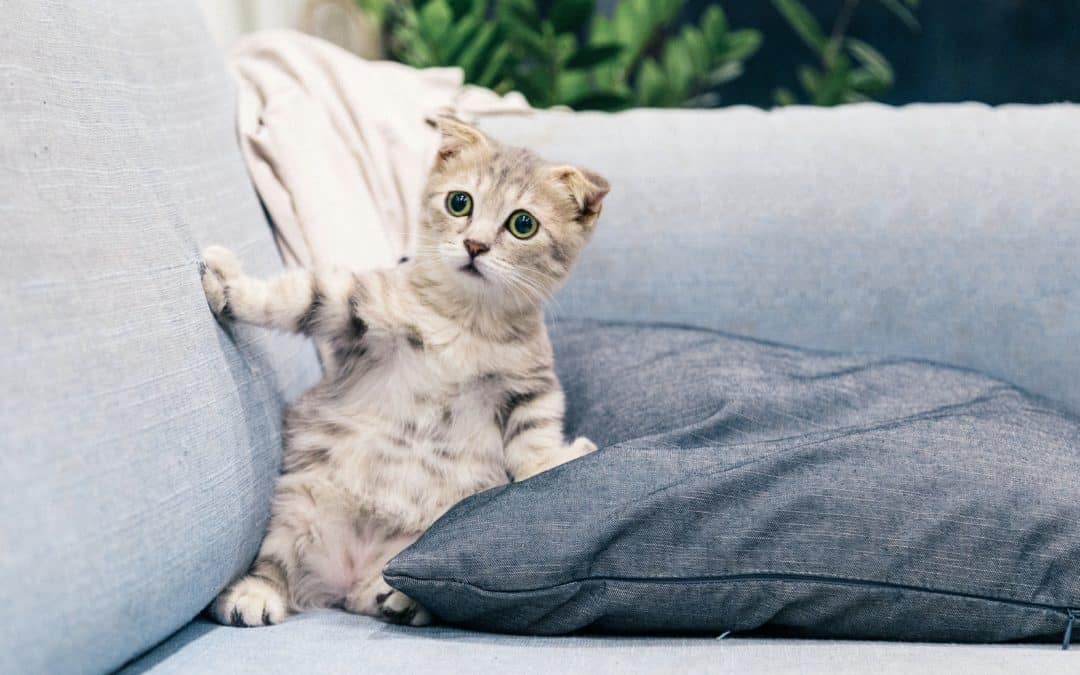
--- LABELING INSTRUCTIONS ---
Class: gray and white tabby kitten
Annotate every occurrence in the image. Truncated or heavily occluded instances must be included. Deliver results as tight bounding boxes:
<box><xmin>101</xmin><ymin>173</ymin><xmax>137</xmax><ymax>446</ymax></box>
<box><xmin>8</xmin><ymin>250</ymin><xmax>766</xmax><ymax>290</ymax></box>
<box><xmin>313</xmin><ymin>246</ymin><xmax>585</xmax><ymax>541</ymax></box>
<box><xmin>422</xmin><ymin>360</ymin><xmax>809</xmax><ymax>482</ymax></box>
<box><xmin>202</xmin><ymin>117</ymin><xmax>609</xmax><ymax>627</ymax></box>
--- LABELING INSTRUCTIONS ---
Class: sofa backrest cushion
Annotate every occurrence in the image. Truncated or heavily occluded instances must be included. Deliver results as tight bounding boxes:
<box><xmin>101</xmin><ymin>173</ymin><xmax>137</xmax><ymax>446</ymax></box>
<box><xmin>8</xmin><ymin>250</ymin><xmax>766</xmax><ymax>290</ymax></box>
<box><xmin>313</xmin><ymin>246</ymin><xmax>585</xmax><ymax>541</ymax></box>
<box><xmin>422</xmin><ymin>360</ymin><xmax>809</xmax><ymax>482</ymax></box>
<box><xmin>0</xmin><ymin>2</ymin><xmax>320</xmax><ymax>673</ymax></box>
<box><xmin>480</xmin><ymin>105</ymin><xmax>1080</xmax><ymax>414</ymax></box>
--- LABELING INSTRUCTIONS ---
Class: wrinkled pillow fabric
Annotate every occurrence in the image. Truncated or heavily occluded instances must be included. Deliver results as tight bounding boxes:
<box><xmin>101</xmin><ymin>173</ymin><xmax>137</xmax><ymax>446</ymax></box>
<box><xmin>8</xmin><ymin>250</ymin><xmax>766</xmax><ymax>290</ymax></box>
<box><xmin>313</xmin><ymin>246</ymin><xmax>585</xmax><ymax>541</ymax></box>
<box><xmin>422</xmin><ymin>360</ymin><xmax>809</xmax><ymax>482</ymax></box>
<box><xmin>386</xmin><ymin>321</ymin><xmax>1080</xmax><ymax>642</ymax></box>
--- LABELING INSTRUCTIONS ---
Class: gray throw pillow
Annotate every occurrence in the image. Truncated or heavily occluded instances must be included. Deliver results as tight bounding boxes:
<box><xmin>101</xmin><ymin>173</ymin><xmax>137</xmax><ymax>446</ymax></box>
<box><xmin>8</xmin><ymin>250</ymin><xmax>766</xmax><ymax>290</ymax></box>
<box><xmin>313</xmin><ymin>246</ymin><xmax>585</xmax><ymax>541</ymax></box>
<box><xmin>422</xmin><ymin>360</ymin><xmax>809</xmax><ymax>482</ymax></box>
<box><xmin>385</xmin><ymin>321</ymin><xmax>1080</xmax><ymax>643</ymax></box>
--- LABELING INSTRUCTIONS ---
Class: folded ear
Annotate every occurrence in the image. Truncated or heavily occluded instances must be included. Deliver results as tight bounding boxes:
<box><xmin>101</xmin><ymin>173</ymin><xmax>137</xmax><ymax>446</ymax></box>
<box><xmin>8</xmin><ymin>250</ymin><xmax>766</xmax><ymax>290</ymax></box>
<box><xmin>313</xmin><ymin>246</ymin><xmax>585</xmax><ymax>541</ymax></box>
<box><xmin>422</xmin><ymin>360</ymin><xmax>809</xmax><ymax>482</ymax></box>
<box><xmin>426</xmin><ymin>115</ymin><xmax>489</xmax><ymax>163</ymax></box>
<box><xmin>552</xmin><ymin>165</ymin><xmax>610</xmax><ymax>217</ymax></box>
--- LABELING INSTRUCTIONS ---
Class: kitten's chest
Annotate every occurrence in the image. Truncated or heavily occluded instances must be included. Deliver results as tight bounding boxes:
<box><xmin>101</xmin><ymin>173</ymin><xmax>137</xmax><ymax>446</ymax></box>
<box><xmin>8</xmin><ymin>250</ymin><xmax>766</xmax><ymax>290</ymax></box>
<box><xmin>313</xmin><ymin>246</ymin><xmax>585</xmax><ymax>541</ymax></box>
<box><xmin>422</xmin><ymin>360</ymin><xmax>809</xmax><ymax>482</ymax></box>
<box><xmin>351</xmin><ymin>324</ymin><xmax>514</xmax><ymax>421</ymax></box>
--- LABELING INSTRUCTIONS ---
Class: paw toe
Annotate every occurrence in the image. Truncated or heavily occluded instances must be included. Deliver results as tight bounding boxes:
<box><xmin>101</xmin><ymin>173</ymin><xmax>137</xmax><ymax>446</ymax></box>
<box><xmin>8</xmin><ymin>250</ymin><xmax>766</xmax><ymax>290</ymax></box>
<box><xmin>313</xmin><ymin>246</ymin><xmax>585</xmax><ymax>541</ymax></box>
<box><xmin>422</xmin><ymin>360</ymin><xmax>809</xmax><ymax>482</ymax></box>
<box><xmin>214</xmin><ymin>577</ymin><xmax>287</xmax><ymax>628</ymax></box>
<box><xmin>377</xmin><ymin>589</ymin><xmax>430</xmax><ymax>626</ymax></box>
<box><xmin>200</xmin><ymin>267</ymin><xmax>228</xmax><ymax>317</ymax></box>
<box><xmin>573</xmin><ymin>437</ymin><xmax>598</xmax><ymax>455</ymax></box>
<box><xmin>202</xmin><ymin>245</ymin><xmax>241</xmax><ymax>277</ymax></box>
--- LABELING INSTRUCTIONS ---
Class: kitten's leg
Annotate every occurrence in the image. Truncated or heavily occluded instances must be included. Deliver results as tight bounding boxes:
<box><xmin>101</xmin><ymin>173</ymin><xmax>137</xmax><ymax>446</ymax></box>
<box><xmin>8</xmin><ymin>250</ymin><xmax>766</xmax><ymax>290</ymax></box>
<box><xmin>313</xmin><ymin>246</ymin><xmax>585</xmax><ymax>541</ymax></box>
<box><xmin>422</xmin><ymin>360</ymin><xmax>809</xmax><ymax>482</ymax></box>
<box><xmin>344</xmin><ymin>574</ymin><xmax>432</xmax><ymax>627</ymax></box>
<box><xmin>211</xmin><ymin>555</ymin><xmax>291</xmax><ymax>628</ymax></box>
<box><xmin>500</xmin><ymin>383</ymin><xmax>598</xmax><ymax>482</ymax></box>
<box><xmin>200</xmin><ymin>245</ymin><xmax>381</xmax><ymax>343</ymax></box>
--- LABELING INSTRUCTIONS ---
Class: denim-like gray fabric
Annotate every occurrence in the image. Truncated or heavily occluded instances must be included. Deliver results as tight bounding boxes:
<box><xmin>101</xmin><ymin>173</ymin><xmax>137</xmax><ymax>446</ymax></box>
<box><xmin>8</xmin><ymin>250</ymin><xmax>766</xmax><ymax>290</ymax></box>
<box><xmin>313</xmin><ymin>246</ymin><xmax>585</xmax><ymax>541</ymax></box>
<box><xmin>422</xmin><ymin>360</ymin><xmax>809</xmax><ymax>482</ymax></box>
<box><xmin>479</xmin><ymin>106</ymin><xmax>1080</xmax><ymax>415</ymax></box>
<box><xmin>386</xmin><ymin>321</ymin><xmax>1080</xmax><ymax>641</ymax></box>
<box><xmin>0</xmin><ymin>2</ymin><xmax>320</xmax><ymax>673</ymax></box>
<box><xmin>122</xmin><ymin>611</ymin><xmax>1079</xmax><ymax>675</ymax></box>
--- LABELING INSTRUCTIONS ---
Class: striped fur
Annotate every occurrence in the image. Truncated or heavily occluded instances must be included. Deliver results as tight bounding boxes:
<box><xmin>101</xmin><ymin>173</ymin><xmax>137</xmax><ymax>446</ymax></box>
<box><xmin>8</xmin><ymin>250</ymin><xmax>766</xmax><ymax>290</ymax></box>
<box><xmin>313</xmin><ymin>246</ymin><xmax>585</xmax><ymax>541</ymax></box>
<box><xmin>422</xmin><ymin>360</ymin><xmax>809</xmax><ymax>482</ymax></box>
<box><xmin>203</xmin><ymin>118</ymin><xmax>608</xmax><ymax>628</ymax></box>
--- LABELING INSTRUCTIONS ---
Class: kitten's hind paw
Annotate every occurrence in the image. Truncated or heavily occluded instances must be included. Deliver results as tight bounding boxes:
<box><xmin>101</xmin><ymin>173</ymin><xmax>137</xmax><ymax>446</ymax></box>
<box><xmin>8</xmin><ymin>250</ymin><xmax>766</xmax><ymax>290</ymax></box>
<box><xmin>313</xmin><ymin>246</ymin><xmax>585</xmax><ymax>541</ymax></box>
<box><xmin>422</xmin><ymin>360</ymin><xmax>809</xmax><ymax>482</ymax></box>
<box><xmin>377</xmin><ymin>588</ymin><xmax>432</xmax><ymax>627</ymax></box>
<box><xmin>211</xmin><ymin>575</ymin><xmax>287</xmax><ymax>628</ymax></box>
<box><xmin>345</xmin><ymin>578</ymin><xmax>432</xmax><ymax>626</ymax></box>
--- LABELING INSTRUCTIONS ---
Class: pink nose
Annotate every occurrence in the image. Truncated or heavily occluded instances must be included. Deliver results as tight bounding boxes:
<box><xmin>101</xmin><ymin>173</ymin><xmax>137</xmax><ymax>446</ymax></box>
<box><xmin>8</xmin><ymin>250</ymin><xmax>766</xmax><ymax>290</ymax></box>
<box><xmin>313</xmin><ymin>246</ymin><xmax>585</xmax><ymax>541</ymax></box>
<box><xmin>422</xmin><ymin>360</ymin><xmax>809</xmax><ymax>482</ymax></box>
<box><xmin>464</xmin><ymin>239</ymin><xmax>490</xmax><ymax>258</ymax></box>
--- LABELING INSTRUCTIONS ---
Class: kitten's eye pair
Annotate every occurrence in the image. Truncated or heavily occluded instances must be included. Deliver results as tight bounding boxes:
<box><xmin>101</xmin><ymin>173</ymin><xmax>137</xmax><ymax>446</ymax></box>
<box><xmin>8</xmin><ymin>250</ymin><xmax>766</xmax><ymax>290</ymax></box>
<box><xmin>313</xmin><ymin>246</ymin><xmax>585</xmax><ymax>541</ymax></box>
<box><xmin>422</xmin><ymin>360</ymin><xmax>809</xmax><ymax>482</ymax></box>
<box><xmin>445</xmin><ymin>191</ymin><xmax>538</xmax><ymax>240</ymax></box>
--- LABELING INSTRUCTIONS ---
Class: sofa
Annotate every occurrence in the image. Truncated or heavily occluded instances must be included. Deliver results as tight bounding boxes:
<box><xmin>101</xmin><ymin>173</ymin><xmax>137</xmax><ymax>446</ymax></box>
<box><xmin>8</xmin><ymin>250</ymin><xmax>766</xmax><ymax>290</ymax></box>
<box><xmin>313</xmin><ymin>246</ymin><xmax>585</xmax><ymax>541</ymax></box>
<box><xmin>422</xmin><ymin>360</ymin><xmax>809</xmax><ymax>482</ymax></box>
<box><xmin>2</xmin><ymin>2</ymin><xmax>1078</xmax><ymax>673</ymax></box>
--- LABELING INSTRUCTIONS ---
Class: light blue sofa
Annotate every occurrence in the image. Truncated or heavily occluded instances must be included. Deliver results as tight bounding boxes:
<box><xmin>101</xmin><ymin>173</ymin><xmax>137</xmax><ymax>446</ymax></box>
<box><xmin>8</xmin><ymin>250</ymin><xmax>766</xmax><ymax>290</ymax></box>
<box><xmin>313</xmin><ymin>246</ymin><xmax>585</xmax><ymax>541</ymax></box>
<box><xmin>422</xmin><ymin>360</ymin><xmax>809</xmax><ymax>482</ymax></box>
<box><xmin>2</xmin><ymin>2</ymin><xmax>1078</xmax><ymax>673</ymax></box>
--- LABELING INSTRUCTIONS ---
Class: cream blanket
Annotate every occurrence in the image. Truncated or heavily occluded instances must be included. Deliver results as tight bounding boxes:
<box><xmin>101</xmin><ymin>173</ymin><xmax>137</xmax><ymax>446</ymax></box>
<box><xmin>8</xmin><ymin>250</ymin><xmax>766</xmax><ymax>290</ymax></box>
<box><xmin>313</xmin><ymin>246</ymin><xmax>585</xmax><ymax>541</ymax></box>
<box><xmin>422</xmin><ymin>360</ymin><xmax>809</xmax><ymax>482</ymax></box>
<box><xmin>230</xmin><ymin>30</ymin><xmax>530</xmax><ymax>271</ymax></box>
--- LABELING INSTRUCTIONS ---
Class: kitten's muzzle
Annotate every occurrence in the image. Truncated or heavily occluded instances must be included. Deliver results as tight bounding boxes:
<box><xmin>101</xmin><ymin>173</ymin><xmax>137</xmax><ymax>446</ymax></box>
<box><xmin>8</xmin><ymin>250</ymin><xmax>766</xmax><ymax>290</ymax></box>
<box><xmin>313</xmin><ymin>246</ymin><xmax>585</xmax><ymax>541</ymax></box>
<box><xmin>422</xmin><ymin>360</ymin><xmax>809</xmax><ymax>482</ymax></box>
<box><xmin>460</xmin><ymin>262</ymin><xmax>484</xmax><ymax>278</ymax></box>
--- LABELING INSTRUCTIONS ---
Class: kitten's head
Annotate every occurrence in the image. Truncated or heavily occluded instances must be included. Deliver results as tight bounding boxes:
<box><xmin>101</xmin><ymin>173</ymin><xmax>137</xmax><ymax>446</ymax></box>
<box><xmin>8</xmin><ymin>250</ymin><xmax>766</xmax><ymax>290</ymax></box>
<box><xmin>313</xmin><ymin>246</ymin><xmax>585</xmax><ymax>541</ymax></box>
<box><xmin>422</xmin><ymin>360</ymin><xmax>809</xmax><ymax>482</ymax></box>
<box><xmin>414</xmin><ymin>116</ymin><xmax>608</xmax><ymax>312</ymax></box>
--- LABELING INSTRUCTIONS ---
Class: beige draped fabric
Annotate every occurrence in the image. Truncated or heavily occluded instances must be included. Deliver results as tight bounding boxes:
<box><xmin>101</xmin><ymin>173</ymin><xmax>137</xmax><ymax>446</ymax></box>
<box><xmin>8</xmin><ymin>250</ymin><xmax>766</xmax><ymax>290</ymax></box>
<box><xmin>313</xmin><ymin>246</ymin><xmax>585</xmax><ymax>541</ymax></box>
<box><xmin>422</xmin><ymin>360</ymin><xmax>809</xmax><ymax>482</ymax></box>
<box><xmin>230</xmin><ymin>29</ymin><xmax>530</xmax><ymax>271</ymax></box>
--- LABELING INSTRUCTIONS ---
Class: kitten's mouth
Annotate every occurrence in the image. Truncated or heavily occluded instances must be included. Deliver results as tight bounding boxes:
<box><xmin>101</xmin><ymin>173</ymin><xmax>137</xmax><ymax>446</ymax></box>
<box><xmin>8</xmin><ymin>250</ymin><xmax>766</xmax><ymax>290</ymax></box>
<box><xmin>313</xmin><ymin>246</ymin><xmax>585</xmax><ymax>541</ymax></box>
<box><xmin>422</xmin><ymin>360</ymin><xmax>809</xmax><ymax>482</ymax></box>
<box><xmin>460</xmin><ymin>262</ymin><xmax>484</xmax><ymax>279</ymax></box>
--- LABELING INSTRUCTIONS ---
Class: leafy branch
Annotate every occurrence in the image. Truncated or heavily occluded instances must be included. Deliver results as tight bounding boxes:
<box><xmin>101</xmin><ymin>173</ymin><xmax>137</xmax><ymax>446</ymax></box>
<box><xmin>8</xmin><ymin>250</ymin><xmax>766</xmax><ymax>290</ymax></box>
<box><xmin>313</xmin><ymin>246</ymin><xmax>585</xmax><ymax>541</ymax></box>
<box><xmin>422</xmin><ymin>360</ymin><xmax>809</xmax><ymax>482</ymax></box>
<box><xmin>361</xmin><ymin>0</ymin><xmax>761</xmax><ymax>111</ymax></box>
<box><xmin>772</xmin><ymin>0</ymin><xmax>920</xmax><ymax>106</ymax></box>
<box><xmin>357</xmin><ymin>0</ymin><xmax>919</xmax><ymax>110</ymax></box>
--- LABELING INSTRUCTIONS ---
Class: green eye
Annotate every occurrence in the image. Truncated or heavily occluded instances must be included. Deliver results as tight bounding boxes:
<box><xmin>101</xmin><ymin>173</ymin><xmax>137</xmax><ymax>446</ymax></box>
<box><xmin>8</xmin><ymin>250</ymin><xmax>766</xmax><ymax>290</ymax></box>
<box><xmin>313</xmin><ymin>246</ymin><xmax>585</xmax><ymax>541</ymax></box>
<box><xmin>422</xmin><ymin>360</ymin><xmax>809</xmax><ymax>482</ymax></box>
<box><xmin>446</xmin><ymin>191</ymin><xmax>472</xmax><ymax>217</ymax></box>
<box><xmin>507</xmin><ymin>210</ymin><xmax>539</xmax><ymax>239</ymax></box>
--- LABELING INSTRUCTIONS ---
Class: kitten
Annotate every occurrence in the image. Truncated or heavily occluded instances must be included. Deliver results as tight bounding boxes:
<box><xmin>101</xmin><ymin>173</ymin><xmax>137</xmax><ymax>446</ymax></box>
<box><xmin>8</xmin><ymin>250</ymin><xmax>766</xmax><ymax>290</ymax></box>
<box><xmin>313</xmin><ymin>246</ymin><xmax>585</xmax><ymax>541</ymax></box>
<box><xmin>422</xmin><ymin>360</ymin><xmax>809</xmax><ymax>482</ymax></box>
<box><xmin>202</xmin><ymin>117</ymin><xmax>608</xmax><ymax>627</ymax></box>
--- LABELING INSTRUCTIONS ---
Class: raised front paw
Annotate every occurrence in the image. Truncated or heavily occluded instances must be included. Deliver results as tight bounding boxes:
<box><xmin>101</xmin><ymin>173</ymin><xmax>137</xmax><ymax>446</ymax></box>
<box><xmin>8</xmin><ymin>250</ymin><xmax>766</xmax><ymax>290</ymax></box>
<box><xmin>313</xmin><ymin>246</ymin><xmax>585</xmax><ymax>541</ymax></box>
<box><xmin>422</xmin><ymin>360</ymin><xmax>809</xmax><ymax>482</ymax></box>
<box><xmin>211</xmin><ymin>574</ymin><xmax>288</xmax><ymax>628</ymax></box>
<box><xmin>200</xmin><ymin>245</ymin><xmax>242</xmax><ymax>318</ymax></box>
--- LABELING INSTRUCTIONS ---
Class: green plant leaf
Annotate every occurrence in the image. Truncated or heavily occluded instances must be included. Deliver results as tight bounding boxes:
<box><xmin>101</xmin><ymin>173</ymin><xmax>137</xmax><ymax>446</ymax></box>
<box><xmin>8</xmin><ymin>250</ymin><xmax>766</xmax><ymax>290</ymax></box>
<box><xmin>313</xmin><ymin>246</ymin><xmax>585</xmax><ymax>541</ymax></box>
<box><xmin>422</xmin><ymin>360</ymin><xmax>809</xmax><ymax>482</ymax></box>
<box><xmin>772</xmin><ymin>0</ymin><xmax>826</xmax><ymax>54</ymax></box>
<box><xmin>797</xmin><ymin>65</ymin><xmax>820</xmax><ymax>94</ymax></box>
<box><xmin>704</xmin><ymin>61</ymin><xmax>744</xmax><ymax>87</ymax></box>
<box><xmin>661</xmin><ymin>40</ymin><xmax>694</xmax><ymax>95</ymax></box>
<box><xmin>846</xmin><ymin>38</ymin><xmax>893</xmax><ymax>86</ymax></box>
<box><xmin>500</xmin><ymin>13</ymin><xmax>548</xmax><ymax>53</ymax></box>
<box><xmin>701</xmin><ymin>5</ymin><xmax>728</xmax><ymax>48</ymax></box>
<box><xmin>611</xmin><ymin>0</ymin><xmax>640</xmax><ymax>47</ymax></box>
<box><xmin>418</xmin><ymin>0</ymin><xmax>453</xmax><ymax>44</ymax></box>
<box><xmin>554</xmin><ymin>69</ymin><xmax>589</xmax><ymax>104</ymax></box>
<box><xmin>635</xmin><ymin>57</ymin><xmax>666</xmax><ymax>106</ymax></box>
<box><xmin>813</xmin><ymin>57</ymin><xmax>852</xmax><ymax>106</ymax></box>
<box><xmin>551</xmin><ymin>0</ymin><xmax>595</xmax><ymax>35</ymax></box>
<box><xmin>586</xmin><ymin>15</ymin><xmax>622</xmax><ymax>85</ymax></box>
<box><xmin>590</xmin><ymin>14</ymin><xmax>614</xmax><ymax>43</ymax></box>
<box><xmin>476</xmin><ymin>43</ymin><xmax>513</xmax><ymax>89</ymax></box>
<box><xmin>722</xmin><ymin>29</ymin><xmax>763</xmax><ymax>62</ymax></box>
<box><xmin>773</xmin><ymin>87</ymin><xmax>798</xmax><ymax>106</ymax></box>
<box><xmin>568</xmin><ymin>90</ymin><xmax>632</xmax><ymax>111</ymax></box>
<box><xmin>566</xmin><ymin>43</ymin><xmax>624</xmax><ymax>69</ymax></box>
<box><xmin>503</xmin><ymin>0</ymin><xmax>539</xmax><ymax>25</ymax></box>
<box><xmin>843</xmin><ymin>90</ymin><xmax>871</xmax><ymax>103</ymax></box>
<box><xmin>512</xmin><ymin>73</ymin><xmax>548</xmax><ymax>107</ymax></box>
<box><xmin>457</xmin><ymin>22</ymin><xmax>498</xmax><ymax>76</ymax></box>
<box><xmin>876</xmin><ymin>0</ymin><xmax>920</xmax><ymax>31</ymax></box>
<box><xmin>445</xmin><ymin>15</ymin><xmax>482</xmax><ymax>63</ymax></box>
<box><xmin>849</xmin><ymin>68</ymin><xmax>890</xmax><ymax>94</ymax></box>
<box><xmin>680</xmin><ymin>26</ymin><xmax>710</xmax><ymax>72</ymax></box>
<box><xmin>653</xmin><ymin>0</ymin><xmax>683</xmax><ymax>25</ymax></box>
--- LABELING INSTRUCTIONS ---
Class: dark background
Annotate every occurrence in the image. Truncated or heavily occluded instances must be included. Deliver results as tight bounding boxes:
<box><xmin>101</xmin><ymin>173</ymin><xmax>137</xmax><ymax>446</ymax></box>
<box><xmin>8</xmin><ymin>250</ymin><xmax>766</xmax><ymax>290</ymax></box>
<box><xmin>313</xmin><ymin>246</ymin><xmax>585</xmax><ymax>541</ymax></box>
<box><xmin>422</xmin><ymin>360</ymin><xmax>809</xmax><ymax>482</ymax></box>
<box><xmin>601</xmin><ymin>0</ymin><xmax>1080</xmax><ymax>107</ymax></box>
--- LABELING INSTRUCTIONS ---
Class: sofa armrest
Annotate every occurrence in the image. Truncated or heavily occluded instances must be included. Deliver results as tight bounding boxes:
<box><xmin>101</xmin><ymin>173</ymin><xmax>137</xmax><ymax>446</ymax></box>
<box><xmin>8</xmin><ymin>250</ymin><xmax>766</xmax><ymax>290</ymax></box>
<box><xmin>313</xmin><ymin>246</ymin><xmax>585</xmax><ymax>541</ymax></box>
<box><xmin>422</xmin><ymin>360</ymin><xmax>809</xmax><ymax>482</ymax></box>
<box><xmin>479</xmin><ymin>104</ymin><xmax>1080</xmax><ymax>413</ymax></box>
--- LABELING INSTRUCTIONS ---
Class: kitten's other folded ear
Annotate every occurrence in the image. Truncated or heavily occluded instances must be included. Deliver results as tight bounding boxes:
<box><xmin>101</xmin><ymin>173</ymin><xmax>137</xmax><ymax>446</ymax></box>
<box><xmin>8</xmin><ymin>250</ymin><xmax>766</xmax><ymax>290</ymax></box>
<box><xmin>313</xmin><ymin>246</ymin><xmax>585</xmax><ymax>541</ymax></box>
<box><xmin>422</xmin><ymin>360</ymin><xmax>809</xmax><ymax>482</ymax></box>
<box><xmin>426</xmin><ymin>115</ymin><xmax>489</xmax><ymax>163</ymax></box>
<box><xmin>552</xmin><ymin>165</ymin><xmax>610</xmax><ymax>219</ymax></box>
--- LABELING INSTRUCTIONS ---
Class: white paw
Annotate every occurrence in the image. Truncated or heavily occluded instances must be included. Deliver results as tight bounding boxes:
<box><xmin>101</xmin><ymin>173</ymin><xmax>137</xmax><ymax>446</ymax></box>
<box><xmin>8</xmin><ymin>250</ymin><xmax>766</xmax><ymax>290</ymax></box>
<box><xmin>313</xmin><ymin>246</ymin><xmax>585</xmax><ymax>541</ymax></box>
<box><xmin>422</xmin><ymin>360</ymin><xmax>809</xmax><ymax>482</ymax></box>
<box><xmin>200</xmin><ymin>245</ymin><xmax>241</xmax><ymax>318</ymax></box>
<box><xmin>212</xmin><ymin>575</ymin><xmax>287</xmax><ymax>627</ymax></box>
<box><xmin>203</xmin><ymin>245</ymin><xmax>242</xmax><ymax>278</ymax></box>
<box><xmin>568</xmin><ymin>436</ymin><xmax>598</xmax><ymax>458</ymax></box>
<box><xmin>514</xmin><ymin>437</ymin><xmax>598</xmax><ymax>481</ymax></box>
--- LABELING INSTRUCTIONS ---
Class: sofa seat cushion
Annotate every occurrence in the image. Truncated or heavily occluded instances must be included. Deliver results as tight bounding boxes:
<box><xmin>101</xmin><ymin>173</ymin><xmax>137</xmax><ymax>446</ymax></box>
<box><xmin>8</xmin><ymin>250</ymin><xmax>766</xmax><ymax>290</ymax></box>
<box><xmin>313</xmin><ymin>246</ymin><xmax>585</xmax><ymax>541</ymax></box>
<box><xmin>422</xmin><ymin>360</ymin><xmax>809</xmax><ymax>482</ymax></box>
<box><xmin>121</xmin><ymin>611</ymin><xmax>1076</xmax><ymax>675</ymax></box>
<box><xmin>385</xmin><ymin>320</ymin><xmax>1080</xmax><ymax>642</ymax></box>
